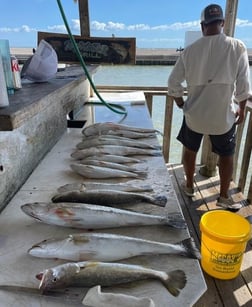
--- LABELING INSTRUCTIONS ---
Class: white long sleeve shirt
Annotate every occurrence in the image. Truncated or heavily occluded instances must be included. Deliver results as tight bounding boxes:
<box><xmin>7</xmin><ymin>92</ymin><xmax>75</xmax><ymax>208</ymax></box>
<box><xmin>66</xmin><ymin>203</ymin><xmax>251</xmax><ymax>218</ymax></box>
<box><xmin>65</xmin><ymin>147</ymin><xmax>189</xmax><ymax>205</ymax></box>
<box><xmin>168</xmin><ymin>33</ymin><xmax>251</xmax><ymax>135</ymax></box>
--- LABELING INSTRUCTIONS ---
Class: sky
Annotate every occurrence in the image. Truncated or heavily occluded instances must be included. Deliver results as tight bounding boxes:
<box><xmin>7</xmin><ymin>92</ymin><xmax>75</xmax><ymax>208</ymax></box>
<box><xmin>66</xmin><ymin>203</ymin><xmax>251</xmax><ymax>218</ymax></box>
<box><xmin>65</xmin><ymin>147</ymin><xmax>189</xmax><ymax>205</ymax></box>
<box><xmin>0</xmin><ymin>0</ymin><xmax>252</xmax><ymax>49</ymax></box>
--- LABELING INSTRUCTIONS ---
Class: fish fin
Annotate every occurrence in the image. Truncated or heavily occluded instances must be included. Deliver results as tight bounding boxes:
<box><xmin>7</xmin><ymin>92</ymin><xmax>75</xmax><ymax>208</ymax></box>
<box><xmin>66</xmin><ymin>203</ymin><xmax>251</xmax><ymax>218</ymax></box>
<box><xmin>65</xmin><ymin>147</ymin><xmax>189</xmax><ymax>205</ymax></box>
<box><xmin>153</xmin><ymin>195</ymin><xmax>167</xmax><ymax>207</ymax></box>
<box><xmin>70</xmin><ymin>234</ymin><xmax>90</xmax><ymax>243</ymax></box>
<box><xmin>163</xmin><ymin>269</ymin><xmax>186</xmax><ymax>297</ymax></box>
<box><xmin>180</xmin><ymin>238</ymin><xmax>201</xmax><ymax>260</ymax></box>
<box><xmin>79</xmin><ymin>261</ymin><xmax>99</xmax><ymax>269</ymax></box>
<box><xmin>166</xmin><ymin>212</ymin><xmax>187</xmax><ymax>229</ymax></box>
<box><xmin>79</xmin><ymin>251</ymin><xmax>97</xmax><ymax>260</ymax></box>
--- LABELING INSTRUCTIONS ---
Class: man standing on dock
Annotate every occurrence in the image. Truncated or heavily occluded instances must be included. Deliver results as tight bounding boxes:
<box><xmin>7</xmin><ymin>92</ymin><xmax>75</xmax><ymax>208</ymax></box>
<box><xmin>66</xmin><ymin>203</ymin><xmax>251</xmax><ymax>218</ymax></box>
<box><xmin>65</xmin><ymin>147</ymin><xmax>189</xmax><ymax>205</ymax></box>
<box><xmin>168</xmin><ymin>4</ymin><xmax>251</xmax><ymax>210</ymax></box>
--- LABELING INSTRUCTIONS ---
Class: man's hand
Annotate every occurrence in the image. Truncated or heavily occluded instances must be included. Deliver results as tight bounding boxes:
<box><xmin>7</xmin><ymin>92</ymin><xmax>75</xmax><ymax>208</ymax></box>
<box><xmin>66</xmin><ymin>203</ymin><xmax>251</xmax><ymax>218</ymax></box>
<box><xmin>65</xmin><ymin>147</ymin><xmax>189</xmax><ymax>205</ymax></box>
<box><xmin>173</xmin><ymin>97</ymin><xmax>184</xmax><ymax>109</ymax></box>
<box><xmin>235</xmin><ymin>107</ymin><xmax>246</xmax><ymax>125</ymax></box>
<box><xmin>235</xmin><ymin>99</ymin><xmax>247</xmax><ymax>125</ymax></box>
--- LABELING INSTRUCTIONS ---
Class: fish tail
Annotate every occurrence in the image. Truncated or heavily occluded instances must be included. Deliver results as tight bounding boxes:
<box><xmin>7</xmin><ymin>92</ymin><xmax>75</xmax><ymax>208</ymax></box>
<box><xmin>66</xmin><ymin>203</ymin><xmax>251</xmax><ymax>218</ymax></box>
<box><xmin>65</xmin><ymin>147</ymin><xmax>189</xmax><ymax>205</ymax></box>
<box><xmin>150</xmin><ymin>150</ymin><xmax>162</xmax><ymax>156</ymax></box>
<box><xmin>166</xmin><ymin>212</ymin><xmax>186</xmax><ymax>229</ymax></box>
<box><xmin>152</xmin><ymin>144</ymin><xmax>162</xmax><ymax>150</ymax></box>
<box><xmin>162</xmin><ymin>269</ymin><xmax>186</xmax><ymax>297</ymax></box>
<box><xmin>156</xmin><ymin>129</ymin><xmax>163</xmax><ymax>135</ymax></box>
<box><xmin>179</xmin><ymin>238</ymin><xmax>201</xmax><ymax>259</ymax></box>
<box><xmin>153</xmin><ymin>195</ymin><xmax>167</xmax><ymax>207</ymax></box>
<box><xmin>133</xmin><ymin>170</ymin><xmax>148</xmax><ymax>178</ymax></box>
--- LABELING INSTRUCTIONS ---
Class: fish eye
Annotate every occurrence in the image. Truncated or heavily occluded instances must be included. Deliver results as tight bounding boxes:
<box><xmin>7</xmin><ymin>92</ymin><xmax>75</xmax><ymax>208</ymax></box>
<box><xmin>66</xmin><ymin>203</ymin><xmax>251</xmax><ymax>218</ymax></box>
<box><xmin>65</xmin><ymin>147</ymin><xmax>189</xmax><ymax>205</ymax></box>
<box><xmin>53</xmin><ymin>277</ymin><xmax>57</xmax><ymax>283</ymax></box>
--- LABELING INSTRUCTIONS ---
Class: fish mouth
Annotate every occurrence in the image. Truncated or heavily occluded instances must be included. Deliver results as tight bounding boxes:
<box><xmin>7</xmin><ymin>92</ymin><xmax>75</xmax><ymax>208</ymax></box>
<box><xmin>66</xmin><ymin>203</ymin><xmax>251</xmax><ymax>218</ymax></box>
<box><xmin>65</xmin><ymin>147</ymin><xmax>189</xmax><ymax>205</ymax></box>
<box><xmin>28</xmin><ymin>213</ymin><xmax>43</xmax><ymax>222</ymax></box>
<box><xmin>28</xmin><ymin>244</ymin><xmax>42</xmax><ymax>253</ymax></box>
<box><xmin>37</xmin><ymin>270</ymin><xmax>50</xmax><ymax>291</ymax></box>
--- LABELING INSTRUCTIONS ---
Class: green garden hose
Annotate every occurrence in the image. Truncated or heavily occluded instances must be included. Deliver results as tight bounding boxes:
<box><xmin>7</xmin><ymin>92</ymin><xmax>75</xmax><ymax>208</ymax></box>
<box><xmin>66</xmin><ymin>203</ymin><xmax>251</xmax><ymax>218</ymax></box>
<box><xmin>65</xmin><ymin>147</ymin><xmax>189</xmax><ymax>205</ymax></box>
<box><xmin>56</xmin><ymin>0</ymin><xmax>127</xmax><ymax>117</ymax></box>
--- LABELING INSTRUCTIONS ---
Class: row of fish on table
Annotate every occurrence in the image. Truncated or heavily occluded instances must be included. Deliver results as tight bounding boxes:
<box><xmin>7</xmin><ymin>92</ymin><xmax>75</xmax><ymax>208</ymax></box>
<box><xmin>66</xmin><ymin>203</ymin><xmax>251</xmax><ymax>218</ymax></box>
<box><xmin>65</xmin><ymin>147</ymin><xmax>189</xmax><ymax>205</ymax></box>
<box><xmin>18</xmin><ymin>122</ymin><xmax>200</xmax><ymax>302</ymax></box>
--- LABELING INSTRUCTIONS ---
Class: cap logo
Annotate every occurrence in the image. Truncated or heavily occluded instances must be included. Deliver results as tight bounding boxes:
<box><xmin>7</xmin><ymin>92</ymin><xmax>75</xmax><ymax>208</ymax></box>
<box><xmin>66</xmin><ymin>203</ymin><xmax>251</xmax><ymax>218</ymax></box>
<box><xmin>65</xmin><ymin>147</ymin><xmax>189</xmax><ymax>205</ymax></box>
<box><xmin>208</xmin><ymin>7</ymin><xmax>221</xmax><ymax>16</ymax></box>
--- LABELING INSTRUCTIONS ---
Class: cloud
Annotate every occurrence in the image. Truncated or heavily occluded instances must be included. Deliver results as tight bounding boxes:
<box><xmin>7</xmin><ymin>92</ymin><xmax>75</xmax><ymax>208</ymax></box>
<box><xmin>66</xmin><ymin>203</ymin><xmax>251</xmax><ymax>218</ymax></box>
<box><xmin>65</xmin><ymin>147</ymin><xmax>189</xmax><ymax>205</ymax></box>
<box><xmin>236</xmin><ymin>18</ymin><xmax>252</xmax><ymax>27</ymax></box>
<box><xmin>0</xmin><ymin>25</ymin><xmax>37</xmax><ymax>33</ymax></box>
<box><xmin>47</xmin><ymin>24</ymin><xmax>66</xmax><ymax>32</ymax></box>
<box><xmin>91</xmin><ymin>20</ymin><xmax>201</xmax><ymax>32</ymax></box>
<box><xmin>1</xmin><ymin>17</ymin><xmax>252</xmax><ymax>36</ymax></box>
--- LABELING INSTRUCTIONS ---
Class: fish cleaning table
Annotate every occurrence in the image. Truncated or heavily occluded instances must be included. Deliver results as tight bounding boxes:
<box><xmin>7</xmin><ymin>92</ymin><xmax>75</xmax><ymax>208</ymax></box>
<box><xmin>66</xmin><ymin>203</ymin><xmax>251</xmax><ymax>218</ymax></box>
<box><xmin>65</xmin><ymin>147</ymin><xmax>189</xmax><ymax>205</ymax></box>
<box><xmin>0</xmin><ymin>92</ymin><xmax>206</xmax><ymax>306</ymax></box>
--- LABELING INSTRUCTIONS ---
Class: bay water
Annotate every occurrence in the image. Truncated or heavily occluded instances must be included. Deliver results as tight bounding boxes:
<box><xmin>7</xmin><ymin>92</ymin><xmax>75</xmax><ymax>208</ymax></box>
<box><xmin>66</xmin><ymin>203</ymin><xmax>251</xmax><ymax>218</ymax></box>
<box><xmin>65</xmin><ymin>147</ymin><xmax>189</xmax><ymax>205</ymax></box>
<box><xmin>93</xmin><ymin>65</ymin><xmax>252</xmax><ymax>164</ymax></box>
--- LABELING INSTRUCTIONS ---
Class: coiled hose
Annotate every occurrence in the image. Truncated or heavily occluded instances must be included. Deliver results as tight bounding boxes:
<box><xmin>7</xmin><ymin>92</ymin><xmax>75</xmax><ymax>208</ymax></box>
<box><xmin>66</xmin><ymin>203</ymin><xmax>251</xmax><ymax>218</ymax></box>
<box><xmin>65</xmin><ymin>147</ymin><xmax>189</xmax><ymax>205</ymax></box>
<box><xmin>56</xmin><ymin>0</ymin><xmax>128</xmax><ymax>117</ymax></box>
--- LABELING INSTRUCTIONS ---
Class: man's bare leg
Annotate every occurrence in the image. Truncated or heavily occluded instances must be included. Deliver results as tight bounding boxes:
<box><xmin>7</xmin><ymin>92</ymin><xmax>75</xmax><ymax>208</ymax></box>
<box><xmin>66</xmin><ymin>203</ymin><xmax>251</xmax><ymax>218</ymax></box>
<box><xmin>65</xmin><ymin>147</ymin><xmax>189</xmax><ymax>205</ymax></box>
<box><xmin>182</xmin><ymin>146</ymin><xmax>197</xmax><ymax>188</ymax></box>
<box><xmin>218</xmin><ymin>155</ymin><xmax>233</xmax><ymax>198</ymax></box>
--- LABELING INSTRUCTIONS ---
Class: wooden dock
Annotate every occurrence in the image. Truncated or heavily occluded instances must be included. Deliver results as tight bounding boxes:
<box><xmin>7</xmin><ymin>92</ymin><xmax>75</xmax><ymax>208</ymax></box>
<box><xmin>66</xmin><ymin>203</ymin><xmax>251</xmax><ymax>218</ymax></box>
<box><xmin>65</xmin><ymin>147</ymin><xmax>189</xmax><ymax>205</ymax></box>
<box><xmin>168</xmin><ymin>163</ymin><xmax>252</xmax><ymax>307</ymax></box>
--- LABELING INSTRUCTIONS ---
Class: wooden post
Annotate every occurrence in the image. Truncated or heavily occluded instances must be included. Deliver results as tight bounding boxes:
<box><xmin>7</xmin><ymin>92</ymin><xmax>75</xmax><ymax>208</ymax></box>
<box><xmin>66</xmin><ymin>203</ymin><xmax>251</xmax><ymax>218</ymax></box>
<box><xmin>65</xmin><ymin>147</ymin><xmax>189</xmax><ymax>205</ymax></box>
<box><xmin>144</xmin><ymin>93</ymin><xmax>153</xmax><ymax>116</ymax></box>
<box><xmin>78</xmin><ymin>0</ymin><xmax>90</xmax><ymax>37</ymax></box>
<box><xmin>162</xmin><ymin>96</ymin><xmax>174</xmax><ymax>163</ymax></box>
<box><xmin>247</xmin><ymin>175</ymin><xmax>252</xmax><ymax>203</ymax></box>
<box><xmin>238</xmin><ymin>111</ymin><xmax>252</xmax><ymax>193</ymax></box>
<box><xmin>224</xmin><ymin>0</ymin><xmax>238</xmax><ymax>36</ymax></box>
<box><xmin>200</xmin><ymin>136</ymin><xmax>218</xmax><ymax>177</ymax></box>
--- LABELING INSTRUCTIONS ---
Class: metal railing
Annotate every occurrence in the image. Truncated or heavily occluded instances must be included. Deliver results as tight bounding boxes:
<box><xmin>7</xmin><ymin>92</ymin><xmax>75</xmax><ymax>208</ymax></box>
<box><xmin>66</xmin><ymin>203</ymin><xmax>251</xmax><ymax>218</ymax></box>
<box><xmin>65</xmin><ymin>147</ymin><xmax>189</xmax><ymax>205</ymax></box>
<box><xmin>96</xmin><ymin>85</ymin><xmax>252</xmax><ymax>201</ymax></box>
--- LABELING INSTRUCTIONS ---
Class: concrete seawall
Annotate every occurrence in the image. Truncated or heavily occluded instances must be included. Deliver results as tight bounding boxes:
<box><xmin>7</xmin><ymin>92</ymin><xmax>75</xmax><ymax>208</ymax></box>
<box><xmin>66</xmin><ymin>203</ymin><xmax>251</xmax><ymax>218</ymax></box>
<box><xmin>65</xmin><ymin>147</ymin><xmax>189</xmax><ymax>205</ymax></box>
<box><xmin>136</xmin><ymin>48</ymin><xmax>252</xmax><ymax>65</ymax></box>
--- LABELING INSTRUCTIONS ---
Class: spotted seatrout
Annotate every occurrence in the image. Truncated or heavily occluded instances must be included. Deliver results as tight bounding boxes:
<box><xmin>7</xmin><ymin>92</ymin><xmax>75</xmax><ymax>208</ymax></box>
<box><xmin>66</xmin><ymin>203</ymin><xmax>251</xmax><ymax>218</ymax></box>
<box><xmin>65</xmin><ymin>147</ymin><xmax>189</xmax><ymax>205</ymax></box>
<box><xmin>21</xmin><ymin>202</ymin><xmax>186</xmax><ymax>229</ymax></box>
<box><xmin>76</xmin><ymin>136</ymin><xmax>160</xmax><ymax>150</ymax></box>
<box><xmin>28</xmin><ymin>232</ymin><xmax>200</xmax><ymax>261</ymax></box>
<box><xmin>77</xmin><ymin>159</ymin><xmax>147</xmax><ymax>176</ymax></box>
<box><xmin>57</xmin><ymin>182</ymin><xmax>153</xmax><ymax>193</ymax></box>
<box><xmin>79</xmin><ymin>154</ymin><xmax>142</xmax><ymax>164</ymax></box>
<box><xmin>71</xmin><ymin>145</ymin><xmax>162</xmax><ymax>160</ymax></box>
<box><xmin>82</xmin><ymin>122</ymin><xmax>161</xmax><ymax>138</ymax></box>
<box><xmin>51</xmin><ymin>189</ymin><xmax>167</xmax><ymax>207</ymax></box>
<box><xmin>37</xmin><ymin>261</ymin><xmax>186</xmax><ymax>297</ymax></box>
<box><xmin>70</xmin><ymin>163</ymin><xmax>146</xmax><ymax>179</ymax></box>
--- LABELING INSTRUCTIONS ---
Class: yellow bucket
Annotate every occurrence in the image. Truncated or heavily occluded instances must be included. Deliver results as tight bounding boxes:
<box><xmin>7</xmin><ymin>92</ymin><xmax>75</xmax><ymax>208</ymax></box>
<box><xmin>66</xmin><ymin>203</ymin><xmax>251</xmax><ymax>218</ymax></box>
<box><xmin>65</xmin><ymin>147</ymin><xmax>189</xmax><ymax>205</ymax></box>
<box><xmin>200</xmin><ymin>210</ymin><xmax>251</xmax><ymax>279</ymax></box>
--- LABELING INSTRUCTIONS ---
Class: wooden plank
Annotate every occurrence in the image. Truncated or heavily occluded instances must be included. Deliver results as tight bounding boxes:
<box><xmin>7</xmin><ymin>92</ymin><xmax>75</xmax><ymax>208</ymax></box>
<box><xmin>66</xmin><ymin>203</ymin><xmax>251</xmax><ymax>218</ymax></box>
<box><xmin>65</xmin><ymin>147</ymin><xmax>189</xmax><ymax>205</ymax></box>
<box><xmin>168</xmin><ymin>164</ymin><xmax>223</xmax><ymax>306</ymax></box>
<box><xmin>38</xmin><ymin>31</ymin><xmax>136</xmax><ymax>64</ymax></box>
<box><xmin>169</xmin><ymin>163</ymin><xmax>252</xmax><ymax>307</ymax></box>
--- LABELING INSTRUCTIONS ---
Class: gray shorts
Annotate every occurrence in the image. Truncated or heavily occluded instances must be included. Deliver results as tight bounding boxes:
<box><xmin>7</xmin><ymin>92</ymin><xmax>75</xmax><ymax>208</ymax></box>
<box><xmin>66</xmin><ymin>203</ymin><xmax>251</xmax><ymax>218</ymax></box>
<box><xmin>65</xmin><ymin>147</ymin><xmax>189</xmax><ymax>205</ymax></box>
<box><xmin>177</xmin><ymin>118</ymin><xmax>236</xmax><ymax>156</ymax></box>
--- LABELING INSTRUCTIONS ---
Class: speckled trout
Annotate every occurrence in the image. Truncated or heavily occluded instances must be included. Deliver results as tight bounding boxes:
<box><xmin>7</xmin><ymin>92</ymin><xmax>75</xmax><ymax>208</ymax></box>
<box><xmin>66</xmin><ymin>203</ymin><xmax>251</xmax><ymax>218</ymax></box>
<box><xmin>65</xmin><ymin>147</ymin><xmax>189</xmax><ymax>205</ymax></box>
<box><xmin>82</xmin><ymin>122</ymin><xmax>161</xmax><ymax>138</ymax></box>
<box><xmin>57</xmin><ymin>182</ymin><xmax>153</xmax><ymax>193</ymax></box>
<box><xmin>79</xmin><ymin>154</ymin><xmax>142</xmax><ymax>164</ymax></box>
<box><xmin>70</xmin><ymin>163</ymin><xmax>146</xmax><ymax>179</ymax></box>
<box><xmin>76</xmin><ymin>136</ymin><xmax>160</xmax><ymax>150</ymax></box>
<box><xmin>77</xmin><ymin>159</ymin><xmax>148</xmax><ymax>175</ymax></box>
<box><xmin>71</xmin><ymin>145</ymin><xmax>161</xmax><ymax>160</ymax></box>
<box><xmin>51</xmin><ymin>189</ymin><xmax>167</xmax><ymax>207</ymax></box>
<box><xmin>21</xmin><ymin>202</ymin><xmax>186</xmax><ymax>229</ymax></box>
<box><xmin>36</xmin><ymin>261</ymin><xmax>186</xmax><ymax>297</ymax></box>
<box><xmin>28</xmin><ymin>232</ymin><xmax>200</xmax><ymax>261</ymax></box>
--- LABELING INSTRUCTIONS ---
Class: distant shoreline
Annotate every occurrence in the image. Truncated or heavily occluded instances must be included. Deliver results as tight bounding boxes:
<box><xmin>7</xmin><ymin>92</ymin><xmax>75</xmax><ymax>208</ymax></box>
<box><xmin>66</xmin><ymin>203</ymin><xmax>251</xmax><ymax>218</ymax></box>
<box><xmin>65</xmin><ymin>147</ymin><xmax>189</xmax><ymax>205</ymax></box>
<box><xmin>10</xmin><ymin>47</ymin><xmax>252</xmax><ymax>65</ymax></box>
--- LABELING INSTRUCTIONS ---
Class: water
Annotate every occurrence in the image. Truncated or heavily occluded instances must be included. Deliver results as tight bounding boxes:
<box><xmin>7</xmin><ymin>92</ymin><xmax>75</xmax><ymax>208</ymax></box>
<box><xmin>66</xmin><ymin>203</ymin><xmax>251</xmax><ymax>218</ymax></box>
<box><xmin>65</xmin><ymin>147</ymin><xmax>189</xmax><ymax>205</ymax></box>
<box><xmin>93</xmin><ymin>65</ymin><xmax>252</xmax><ymax>163</ymax></box>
